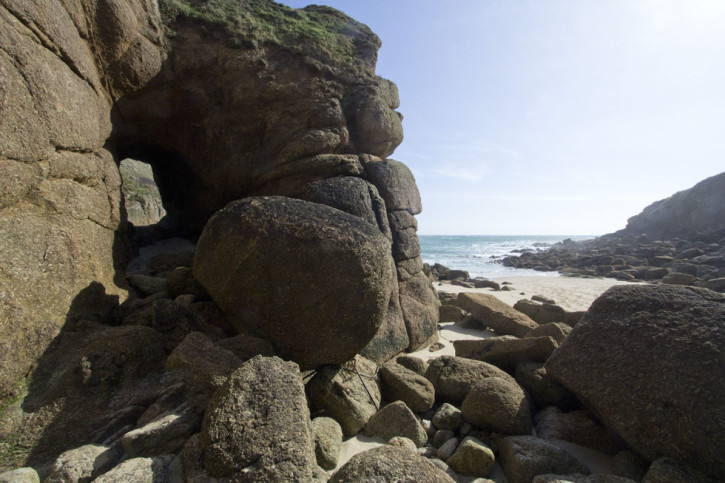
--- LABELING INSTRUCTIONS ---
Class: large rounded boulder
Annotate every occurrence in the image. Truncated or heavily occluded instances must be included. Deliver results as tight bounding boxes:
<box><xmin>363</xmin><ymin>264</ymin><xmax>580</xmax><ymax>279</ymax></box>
<box><xmin>546</xmin><ymin>284</ymin><xmax>725</xmax><ymax>480</ymax></box>
<box><xmin>193</xmin><ymin>196</ymin><xmax>392</xmax><ymax>369</ymax></box>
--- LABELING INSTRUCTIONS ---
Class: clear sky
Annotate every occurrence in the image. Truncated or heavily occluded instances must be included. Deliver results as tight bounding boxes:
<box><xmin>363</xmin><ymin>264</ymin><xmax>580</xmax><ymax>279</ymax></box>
<box><xmin>278</xmin><ymin>0</ymin><xmax>725</xmax><ymax>235</ymax></box>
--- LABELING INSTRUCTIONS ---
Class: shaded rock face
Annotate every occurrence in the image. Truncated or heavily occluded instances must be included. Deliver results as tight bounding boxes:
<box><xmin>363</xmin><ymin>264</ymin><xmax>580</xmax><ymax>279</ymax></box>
<box><xmin>546</xmin><ymin>284</ymin><xmax>725</xmax><ymax>480</ymax></box>
<box><xmin>0</xmin><ymin>0</ymin><xmax>164</xmax><ymax>398</ymax></box>
<box><xmin>193</xmin><ymin>196</ymin><xmax>392</xmax><ymax>369</ymax></box>
<box><xmin>0</xmin><ymin>0</ymin><xmax>437</xmax><ymax>400</ymax></box>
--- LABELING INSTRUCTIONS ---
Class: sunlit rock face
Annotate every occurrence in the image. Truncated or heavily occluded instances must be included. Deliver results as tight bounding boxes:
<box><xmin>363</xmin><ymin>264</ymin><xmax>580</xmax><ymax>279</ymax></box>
<box><xmin>0</xmin><ymin>0</ymin><xmax>436</xmax><ymax>399</ymax></box>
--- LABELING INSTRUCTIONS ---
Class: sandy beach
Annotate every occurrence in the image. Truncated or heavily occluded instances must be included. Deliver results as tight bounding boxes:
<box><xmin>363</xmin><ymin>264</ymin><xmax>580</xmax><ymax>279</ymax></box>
<box><xmin>436</xmin><ymin>275</ymin><xmax>641</xmax><ymax>312</ymax></box>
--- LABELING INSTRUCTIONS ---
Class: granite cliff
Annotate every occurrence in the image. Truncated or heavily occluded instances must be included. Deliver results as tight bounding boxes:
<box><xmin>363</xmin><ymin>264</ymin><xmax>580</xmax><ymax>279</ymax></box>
<box><xmin>0</xmin><ymin>0</ymin><xmax>438</xmax><ymax>467</ymax></box>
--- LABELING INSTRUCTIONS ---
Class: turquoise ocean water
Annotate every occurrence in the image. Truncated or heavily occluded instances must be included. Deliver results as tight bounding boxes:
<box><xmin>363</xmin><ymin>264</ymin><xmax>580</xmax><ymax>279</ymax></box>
<box><xmin>419</xmin><ymin>235</ymin><xmax>594</xmax><ymax>279</ymax></box>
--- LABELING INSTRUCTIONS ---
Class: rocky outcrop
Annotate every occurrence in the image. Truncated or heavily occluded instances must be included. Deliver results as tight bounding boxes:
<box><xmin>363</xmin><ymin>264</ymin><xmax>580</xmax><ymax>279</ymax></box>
<box><xmin>625</xmin><ymin>171</ymin><xmax>725</xmax><ymax>240</ymax></box>
<box><xmin>546</xmin><ymin>284</ymin><xmax>725</xmax><ymax>480</ymax></box>
<box><xmin>0</xmin><ymin>0</ymin><xmax>166</xmax><ymax>401</ymax></box>
<box><xmin>1</xmin><ymin>0</ymin><xmax>437</xmax><ymax>413</ymax></box>
<box><xmin>193</xmin><ymin>196</ymin><xmax>392</xmax><ymax>369</ymax></box>
<box><xmin>0</xmin><ymin>0</ymin><xmax>440</xmax><ymax>476</ymax></box>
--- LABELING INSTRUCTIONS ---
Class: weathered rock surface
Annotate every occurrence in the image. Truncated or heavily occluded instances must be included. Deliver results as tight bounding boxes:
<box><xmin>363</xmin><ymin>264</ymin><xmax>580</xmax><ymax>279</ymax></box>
<box><xmin>534</xmin><ymin>406</ymin><xmax>618</xmax><ymax>454</ymax></box>
<box><xmin>193</xmin><ymin>196</ymin><xmax>392</xmax><ymax>369</ymax></box>
<box><xmin>201</xmin><ymin>356</ymin><xmax>315</xmax><ymax>481</ymax></box>
<box><xmin>329</xmin><ymin>445</ymin><xmax>456</xmax><ymax>482</ymax></box>
<box><xmin>515</xmin><ymin>362</ymin><xmax>575</xmax><ymax>408</ymax></box>
<box><xmin>0</xmin><ymin>468</ymin><xmax>39</xmax><ymax>483</ymax></box>
<box><xmin>379</xmin><ymin>361</ymin><xmax>435</xmax><ymax>412</ymax></box>
<box><xmin>425</xmin><ymin>355</ymin><xmax>515</xmax><ymax>404</ymax></box>
<box><xmin>45</xmin><ymin>444</ymin><xmax>120</xmax><ymax>483</ymax></box>
<box><xmin>308</xmin><ymin>355</ymin><xmax>381</xmax><ymax>436</ymax></box>
<box><xmin>497</xmin><ymin>435</ymin><xmax>590</xmax><ymax>483</ymax></box>
<box><xmin>311</xmin><ymin>417</ymin><xmax>343</xmax><ymax>471</ymax></box>
<box><xmin>121</xmin><ymin>402</ymin><xmax>200</xmax><ymax>457</ymax></box>
<box><xmin>456</xmin><ymin>293</ymin><xmax>539</xmax><ymax>337</ymax></box>
<box><xmin>454</xmin><ymin>335</ymin><xmax>558</xmax><ymax>370</ymax></box>
<box><xmin>165</xmin><ymin>332</ymin><xmax>242</xmax><ymax>406</ymax></box>
<box><xmin>0</xmin><ymin>0</ymin><xmax>439</xmax><ymax>476</ymax></box>
<box><xmin>432</xmin><ymin>403</ymin><xmax>463</xmax><ymax>431</ymax></box>
<box><xmin>642</xmin><ymin>457</ymin><xmax>719</xmax><ymax>483</ymax></box>
<box><xmin>461</xmin><ymin>377</ymin><xmax>533</xmax><ymax>435</ymax></box>
<box><xmin>446</xmin><ymin>436</ymin><xmax>495</xmax><ymax>478</ymax></box>
<box><xmin>94</xmin><ymin>454</ymin><xmax>181</xmax><ymax>483</ymax></box>
<box><xmin>546</xmin><ymin>284</ymin><xmax>725</xmax><ymax>479</ymax></box>
<box><xmin>364</xmin><ymin>401</ymin><xmax>428</xmax><ymax>447</ymax></box>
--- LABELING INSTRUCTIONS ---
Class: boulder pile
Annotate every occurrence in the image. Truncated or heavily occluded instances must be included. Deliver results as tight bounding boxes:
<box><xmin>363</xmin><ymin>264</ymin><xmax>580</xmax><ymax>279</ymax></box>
<box><xmin>1</xmin><ymin>259</ymin><xmax>722</xmax><ymax>481</ymax></box>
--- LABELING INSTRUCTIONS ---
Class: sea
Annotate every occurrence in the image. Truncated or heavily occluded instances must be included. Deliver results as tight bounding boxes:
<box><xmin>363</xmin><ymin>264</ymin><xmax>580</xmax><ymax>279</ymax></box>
<box><xmin>420</xmin><ymin>235</ymin><xmax>594</xmax><ymax>279</ymax></box>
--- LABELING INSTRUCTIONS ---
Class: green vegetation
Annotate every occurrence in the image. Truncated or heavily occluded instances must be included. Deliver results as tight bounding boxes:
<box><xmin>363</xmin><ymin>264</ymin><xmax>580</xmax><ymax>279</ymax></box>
<box><xmin>158</xmin><ymin>0</ymin><xmax>372</xmax><ymax>71</ymax></box>
<box><xmin>0</xmin><ymin>378</ymin><xmax>28</xmax><ymax>469</ymax></box>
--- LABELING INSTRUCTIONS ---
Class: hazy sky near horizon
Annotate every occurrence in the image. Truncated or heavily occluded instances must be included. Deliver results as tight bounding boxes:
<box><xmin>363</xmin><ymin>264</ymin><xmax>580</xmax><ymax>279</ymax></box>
<box><xmin>279</xmin><ymin>0</ymin><xmax>725</xmax><ymax>235</ymax></box>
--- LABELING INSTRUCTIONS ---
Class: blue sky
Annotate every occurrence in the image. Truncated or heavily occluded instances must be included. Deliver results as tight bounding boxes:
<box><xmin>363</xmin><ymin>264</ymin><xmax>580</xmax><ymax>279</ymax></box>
<box><xmin>279</xmin><ymin>0</ymin><xmax>725</xmax><ymax>235</ymax></box>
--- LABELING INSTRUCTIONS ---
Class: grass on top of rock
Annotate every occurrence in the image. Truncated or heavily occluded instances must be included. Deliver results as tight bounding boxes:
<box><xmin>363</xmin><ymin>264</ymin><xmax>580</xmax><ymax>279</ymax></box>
<box><xmin>159</xmin><ymin>0</ymin><xmax>372</xmax><ymax>70</ymax></box>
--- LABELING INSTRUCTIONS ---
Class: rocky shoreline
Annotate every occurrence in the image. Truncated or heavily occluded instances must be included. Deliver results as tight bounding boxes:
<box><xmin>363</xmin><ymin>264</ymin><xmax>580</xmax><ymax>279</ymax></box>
<box><xmin>500</xmin><ymin>229</ymin><xmax>725</xmax><ymax>290</ymax></box>
<box><xmin>2</xmin><ymin>246</ymin><xmax>723</xmax><ymax>482</ymax></box>
<box><xmin>1</xmin><ymin>0</ymin><xmax>724</xmax><ymax>481</ymax></box>
<box><xmin>500</xmin><ymin>171</ymin><xmax>725</xmax><ymax>291</ymax></box>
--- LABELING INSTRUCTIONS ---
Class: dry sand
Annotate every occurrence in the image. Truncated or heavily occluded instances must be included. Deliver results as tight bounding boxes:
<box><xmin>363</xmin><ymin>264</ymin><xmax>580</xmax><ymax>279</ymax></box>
<box><xmin>333</xmin><ymin>275</ymin><xmax>642</xmax><ymax>478</ymax></box>
<box><xmin>436</xmin><ymin>275</ymin><xmax>642</xmax><ymax>312</ymax></box>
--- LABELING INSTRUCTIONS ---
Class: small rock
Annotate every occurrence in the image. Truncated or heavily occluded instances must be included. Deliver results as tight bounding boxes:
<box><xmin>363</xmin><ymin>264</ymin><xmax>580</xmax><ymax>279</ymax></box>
<box><xmin>432</xmin><ymin>429</ymin><xmax>456</xmax><ymax>448</ymax></box>
<box><xmin>308</xmin><ymin>355</ymin><xmax>381</xmax><ymax>436</ymax></box>
<box><xmin>446</xmin><ymin>436</ymin><xmax>495</xmax><ymax>478</ymax></box>
<box><xmin>46</xmin><ymin>444</ymin><xmax>120</xmax><ymax>483</ymax></box>
<box><xmin>440</xmin><ymin>304</ymin><xmax>466</xmax><ymax>322</ymax></box>
<box><xmin>661</xmin><ymin>272</ymin><xmax>695</xmax><ymax>286</ymax></box>
<box><xmin>532</xmin><ymin>295</ymin><xmax>556</xmax><ymax>304</ymax></box>
<box><xmin>524</xmin><ymin>322</ymin><xmax>572</xmax><ymax>344</ymax></box>
<box><xmin>703</xmin><ymin>277</ymin><xmax>725</xmax><ymax>292</ymax></box>
<box><xmin>94</xmin><ymin>455</ymin><xmax>182</xmax><ymax>482</ymax></box>
<box><xmin>388</xmin><ymin>437</ymin><xmax>417</xmax><ymax>453</ymax></box>
<box><xmin>329</xmin><ymin>445</ymin><xmax>455</xmax><ymax>482</ymax></box>
<box><xmin>312</xmin><ymin>417</ymin><xmax>343</xmax><ymax>471</ymax></box>
<box><xmin>380</xmin><ymin>361</ymin><xmax>435</xmax><ymax>412</ymax></box>
<box><xmin>122</xmin><ymin>402</ymin><xmax>201</xmax><ymax>457</ymax></box>
<box><xmin>364</xmin><ymin>401</ymin><xmax>428</xmax><ymax>447</ymax></box>
<box><xmin>436</xmin><ymin>437</ymin><xmax>459</xmax><ymax>460</ymax></box>
<box><xmin>474</xmin><ymin>279</ymin><xmax>501</xmax><ymax>290</ymax></box>
<box><xmin>456</xmin><ymin>292</ymin><xmax>539</xmax><ymax>336</ymax></box>
<box><xmin>126</xmin><ymin>274</ymin><xmax>167</xmax><ymax>296</ymax></box>
<box><xmin>461</xmin><ymin>377</ymin><xmax>532</xmax><ymax>435</ymax></box>
<box><xmin>497</xmin><ymin>435</ymin><xmax>589</xmax><ymax>483</ymax></box>
<box><xmin>0</xmin><ymin>468</ymin><xmax>39</xmax><ymax>483</ymax></box>
<box><xmin>395</xmin><ymin>355</ymin><xmax>428</xmax><ymax>376</ymax></box>
<box><xmin>432</xmin><ymin>403</ymin><xmax>463</xmax><ymax>431</ymax></box>
<box><xmin>454</xmin><ymin>336</ymin><xmax>558</xmax><ymax>371</ymax></box>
